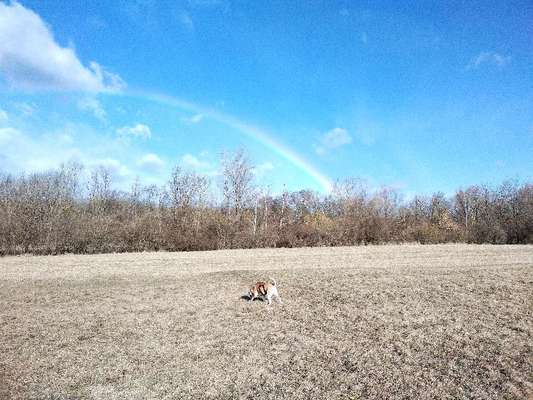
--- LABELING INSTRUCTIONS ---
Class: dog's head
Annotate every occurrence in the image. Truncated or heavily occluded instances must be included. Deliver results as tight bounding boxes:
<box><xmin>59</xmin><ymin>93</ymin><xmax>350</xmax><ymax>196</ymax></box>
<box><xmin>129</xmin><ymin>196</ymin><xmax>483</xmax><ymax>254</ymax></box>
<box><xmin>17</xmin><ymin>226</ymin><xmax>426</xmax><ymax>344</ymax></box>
<box><xmin>248</xmin><ymin>281</ymin><xmax>267</xmax><ymax>298</ymax></box>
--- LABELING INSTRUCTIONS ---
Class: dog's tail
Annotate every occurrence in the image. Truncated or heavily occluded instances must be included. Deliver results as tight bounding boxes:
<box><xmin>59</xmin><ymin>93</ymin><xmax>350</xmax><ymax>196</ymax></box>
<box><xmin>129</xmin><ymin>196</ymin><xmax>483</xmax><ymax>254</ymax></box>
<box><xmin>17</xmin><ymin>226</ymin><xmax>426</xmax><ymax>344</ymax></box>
<box><xmin>269</xmin><ymin>277</ymin><xmax>277</xmax><ymax>286</ymax></box>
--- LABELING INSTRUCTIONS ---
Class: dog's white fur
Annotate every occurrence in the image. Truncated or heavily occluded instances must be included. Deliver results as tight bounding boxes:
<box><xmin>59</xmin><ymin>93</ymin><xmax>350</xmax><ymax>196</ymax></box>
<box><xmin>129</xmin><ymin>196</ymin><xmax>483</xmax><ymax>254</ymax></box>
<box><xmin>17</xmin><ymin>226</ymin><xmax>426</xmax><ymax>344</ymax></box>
<box><xmin>248</xmin><ymin>277</ymin><xmax>282</xmax><ymax>305</ymax></box>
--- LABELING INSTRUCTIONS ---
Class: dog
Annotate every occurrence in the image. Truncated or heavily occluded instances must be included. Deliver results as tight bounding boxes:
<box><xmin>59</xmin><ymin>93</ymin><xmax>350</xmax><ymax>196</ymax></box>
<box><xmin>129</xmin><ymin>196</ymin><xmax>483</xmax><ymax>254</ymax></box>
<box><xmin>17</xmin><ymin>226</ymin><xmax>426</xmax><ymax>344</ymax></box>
<box><xmin>248</xmin><ymin>277</ymin><xmax>282</xmax><ymax>305</ymax></box>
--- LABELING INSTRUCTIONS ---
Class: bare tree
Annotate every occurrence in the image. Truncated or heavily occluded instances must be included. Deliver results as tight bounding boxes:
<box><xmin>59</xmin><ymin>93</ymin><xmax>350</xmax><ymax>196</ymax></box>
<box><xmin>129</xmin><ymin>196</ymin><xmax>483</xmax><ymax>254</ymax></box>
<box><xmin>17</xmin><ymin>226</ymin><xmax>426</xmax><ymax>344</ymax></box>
<box><xmin>0</xmin><ymin>150</ymin><xmax>531</xmax><ymax>255</ymax></box>
<box><xmin>166</xmin><ymin>166</ymin><xmax>210</xmax><ymax>249</ymax></box>
<box><xmin>220</xmin><ymin>149</ymin><xmax>254</xmax><ymax>217</ymax></box>
<box><xmin>87</xmin><ymin>166</ymin><xmax>113</xmax><ymax>215</ymax></box>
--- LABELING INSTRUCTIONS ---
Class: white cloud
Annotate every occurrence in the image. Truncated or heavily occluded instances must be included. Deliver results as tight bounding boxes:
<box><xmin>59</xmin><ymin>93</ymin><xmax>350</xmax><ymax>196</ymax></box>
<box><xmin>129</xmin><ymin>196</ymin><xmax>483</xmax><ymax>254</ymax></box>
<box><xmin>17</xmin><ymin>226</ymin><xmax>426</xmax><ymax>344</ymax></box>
<box><xmin>57</xmin><ymin>132</ymin><xmax>74</xmax><ymax>145</ymax></box>
<box><xmin>0</xmin><ymin>108</ymin><xmax>8</xmax><ymax>122</ymax></box>
<box><xmin>0</xmin><ymin>2</ymin><xmax>124</xmax><ymax>92</ymax></box>
<box><xmin>315</xmin><ymin>127</ymin><xmax>352</xmax><ymax>155</ymax></box>
<box><xmin>182</xmin><ymin>113</ymin><xmax>205</xmax><ymax>124</ymax></box>
<box><xmin>314</xmin><ymin>145</ymin><xmax>326</xmax><ymax>156</ymax></box>
<box><xmin>0</xmin><ymin>125</ymin><xmax>82</xmax><ymax>173</ymax></box>
<box><xmin>0</xmin><ymin>123</ymin><xmax>171</xmax><ymax>189</ymax></box>
<box><xmin>138</xmin><ymin>153</ymin><xmax>164</xmax><ymax>171</ymax></box>
<box><xmin>78</xmin><ymin>97</ymin><xmax>106</xmax><ymax>121</ymax></box>
<box><xmin>466</xmin><ymin>51</ymin><xmax>511</xmax><ymax>70</ymax></box>
<box><xmin>13</xmin><ymin>102</ymin><xmax>36</xmax><ymax>117</ymax></box>
<box><xmin>0</xmin><ymin>127</ymin><xmax>20</xmax><ymax>145</ymax></box>
<box><xmin>117</xmin><ymin>123</ymin><xmax>151</xmax><ymax>139</ymax></box>
<box><xmin>253</xmin><ymin>161</ymin><xmax>274</xmax><ymax>177</ymax></box>
<box><xmin>91</xmin><ymin>158</ymin><xmax>130</xmax><ymax>178</ymax></box>
<box><xmin>181</xmin><ymin>153</ymin><xmax>211</xmax><ymax>170</ymax></box>
<box><xmin>324</xmin><ymin>128</ymin><xmax>352</xmax><ymax>147</ymax></box>
<box><xmin>177</xmin><ymin>11</ymin><xmax>194</xmax><ymax>31</ymax></box>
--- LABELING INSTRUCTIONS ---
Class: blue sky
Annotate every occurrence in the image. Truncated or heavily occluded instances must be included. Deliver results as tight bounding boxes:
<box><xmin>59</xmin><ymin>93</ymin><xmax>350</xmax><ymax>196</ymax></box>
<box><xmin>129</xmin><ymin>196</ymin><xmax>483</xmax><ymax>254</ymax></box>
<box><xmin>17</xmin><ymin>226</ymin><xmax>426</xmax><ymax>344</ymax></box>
<box><xmin>0</xmin><ymin>0</ymin><xmax>531</xmax><ymax>196</ymax></box>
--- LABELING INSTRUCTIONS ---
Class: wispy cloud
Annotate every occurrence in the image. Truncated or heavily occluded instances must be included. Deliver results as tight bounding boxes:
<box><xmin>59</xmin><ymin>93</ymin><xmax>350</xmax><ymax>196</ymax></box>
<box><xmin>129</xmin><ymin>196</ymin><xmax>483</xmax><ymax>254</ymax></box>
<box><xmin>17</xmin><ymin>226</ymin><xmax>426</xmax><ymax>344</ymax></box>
<box><xmin>0</xmin><ymin>122</ymin><xmax>167</xmax><ymax>188</ymax></box>
<box><xmin>117</xmin><ymin>124</ymin><xmax>152</xmax><ymax>139</ymax></box>
<box><xmin>314</xmin><ymin>127</ymin><xmax>352</xmax><ymax>155</ymax></box>
<box><xmin>92</xmin><ymin>158</ymin><xmax>130</xmax><ymax>180</ymax></box>
<box><xmin>182</xmin><ymin>113</ymin><xmax>205</xmax><ymax>124</ymax></box>
<box><xmin>0</xmin><ymin>108</ymin><xmax>7</xmax><ymax>123</ymax></box>
<box><xmin>138</xmin><ymin>153</ymin><xmax>164</xmax><ymax>171</ymax></box>
<box><xmin>0</xmin><ymin>125</ymin><xmax>82</xmax><ymax>173</ymax></box>
<box><xmin>13</xmin><ymin>102</ymin><xmax>36</xmax><ymax>117</ymax></box>
<box><xmin>125</xmin><ymin>0</ymin><xmax>158</xmax><ymax>28</ymax></box>
<box><xmin>466</xmin><ymin>51</ymin><xmax>511</xmax><ymax>70</ymax></box>
<box><xmin>177</xmin><ymin>11</ymin><xmax>194</xmax><ymax>31</ymax></box>
<box><xmin>78</xmin><ymin>97</ymin><xmax>106</xmax><ymax>122</ymax></box>
<box><xmin>57</xmin><ymin>132</ymin><xmax>74</xmax><ymax>145</ymax></box>
<box><xmin>181</xmin><ymin>153</ymin><xmax>211</xmax><ymax>170</ymax></box>
<box><xmin>0</xmin><ymin>127</ymin><xmax>20</xmax><ymax>145</ymax></box>
<box><xmin>0</xmin><ymin>2</ymin><xmax>124</xmax><ymax>92</ymax></box>
<box><xmin>252</xmin><ymin>161</ymin><xmax>274</xmax><ymax>177</ymax></box>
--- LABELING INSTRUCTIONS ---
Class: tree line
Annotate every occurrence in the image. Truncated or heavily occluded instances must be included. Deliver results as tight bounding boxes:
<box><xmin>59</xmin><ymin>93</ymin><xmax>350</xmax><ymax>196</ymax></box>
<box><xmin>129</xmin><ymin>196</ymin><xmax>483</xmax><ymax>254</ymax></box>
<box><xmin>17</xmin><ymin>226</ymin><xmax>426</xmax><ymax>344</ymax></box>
<box><xmin>0</xmin><ymin>149</ymin><xmax>531</xmax><ymax>255</ymax></box>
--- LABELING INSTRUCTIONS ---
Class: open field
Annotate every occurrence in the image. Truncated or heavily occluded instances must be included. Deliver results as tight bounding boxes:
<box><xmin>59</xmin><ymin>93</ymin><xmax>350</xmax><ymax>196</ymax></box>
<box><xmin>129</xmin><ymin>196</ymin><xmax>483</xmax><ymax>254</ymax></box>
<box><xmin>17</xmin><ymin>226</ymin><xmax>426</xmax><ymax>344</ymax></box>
<box><xmin>1</xmin><ymin>244</ymin><xmax>532</xmax><ymax>399</ymax></box>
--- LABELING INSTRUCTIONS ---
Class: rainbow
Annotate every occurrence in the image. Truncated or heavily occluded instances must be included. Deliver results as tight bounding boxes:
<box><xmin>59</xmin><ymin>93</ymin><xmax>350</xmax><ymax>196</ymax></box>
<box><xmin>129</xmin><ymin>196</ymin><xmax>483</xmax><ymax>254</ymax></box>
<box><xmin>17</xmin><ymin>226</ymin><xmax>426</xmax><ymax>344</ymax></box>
<box><xmin>118</xmin><ymin>89</ymin><xmax>333</xmax><ymax>193</ymax></box>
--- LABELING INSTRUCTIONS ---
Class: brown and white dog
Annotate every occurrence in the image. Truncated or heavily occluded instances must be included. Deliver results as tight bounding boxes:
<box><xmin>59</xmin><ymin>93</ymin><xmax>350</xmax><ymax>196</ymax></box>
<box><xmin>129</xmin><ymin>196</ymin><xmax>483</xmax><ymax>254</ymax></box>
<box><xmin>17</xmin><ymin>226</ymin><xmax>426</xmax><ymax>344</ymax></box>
<box><xmin>248</xmin><ymin>278</ymin><xmax>282</xmax><ymax>305</ymax></box>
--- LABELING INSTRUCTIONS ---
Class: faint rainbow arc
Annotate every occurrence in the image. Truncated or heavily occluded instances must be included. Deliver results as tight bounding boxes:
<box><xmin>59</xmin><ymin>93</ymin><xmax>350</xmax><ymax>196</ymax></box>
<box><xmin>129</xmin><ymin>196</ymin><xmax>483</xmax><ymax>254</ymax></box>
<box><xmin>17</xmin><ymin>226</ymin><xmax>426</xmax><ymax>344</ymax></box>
<box><xmin>121</xmin><ymin>89</ymin><xmax>333</xmax><ymax>192</ymax></box>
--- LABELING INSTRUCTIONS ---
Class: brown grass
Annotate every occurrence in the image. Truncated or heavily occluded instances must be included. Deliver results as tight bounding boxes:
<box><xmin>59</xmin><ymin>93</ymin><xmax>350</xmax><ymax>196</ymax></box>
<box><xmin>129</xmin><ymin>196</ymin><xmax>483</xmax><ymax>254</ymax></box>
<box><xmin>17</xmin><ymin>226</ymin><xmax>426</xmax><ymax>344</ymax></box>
<box><xmin>1</xmin><ymin>244</ymin><xmax>532</xmax><ymax>399</ymax></box>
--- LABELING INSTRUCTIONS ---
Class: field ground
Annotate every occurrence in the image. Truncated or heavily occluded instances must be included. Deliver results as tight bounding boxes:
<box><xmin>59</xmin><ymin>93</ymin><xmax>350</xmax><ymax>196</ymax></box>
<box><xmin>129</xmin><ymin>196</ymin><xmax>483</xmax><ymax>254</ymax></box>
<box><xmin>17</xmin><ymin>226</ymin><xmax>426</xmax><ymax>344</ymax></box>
<box><xmin>1</xmin><ymin>244</ymin><xmax>532</xmax><ymax>399</ymax></box>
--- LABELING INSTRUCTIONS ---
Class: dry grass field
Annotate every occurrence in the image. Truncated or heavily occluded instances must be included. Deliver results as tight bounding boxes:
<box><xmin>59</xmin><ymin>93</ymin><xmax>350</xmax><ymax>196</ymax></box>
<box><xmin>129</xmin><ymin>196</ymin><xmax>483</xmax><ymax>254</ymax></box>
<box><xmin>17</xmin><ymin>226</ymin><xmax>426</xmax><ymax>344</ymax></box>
<box><xmin>1</xmin><ymin>244</ymin><xmax>532</xmax><ymax>400</ymax></box>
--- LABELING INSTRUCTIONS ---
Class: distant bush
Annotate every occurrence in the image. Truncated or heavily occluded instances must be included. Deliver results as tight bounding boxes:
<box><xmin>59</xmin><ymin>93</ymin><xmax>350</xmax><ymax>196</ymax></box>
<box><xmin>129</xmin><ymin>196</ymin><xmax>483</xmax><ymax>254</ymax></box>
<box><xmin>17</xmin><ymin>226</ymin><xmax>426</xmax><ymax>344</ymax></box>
<box><xmin>0</xmin><ymin>152</ymin><xmax>531</xmax><ymax>255</ymax></box>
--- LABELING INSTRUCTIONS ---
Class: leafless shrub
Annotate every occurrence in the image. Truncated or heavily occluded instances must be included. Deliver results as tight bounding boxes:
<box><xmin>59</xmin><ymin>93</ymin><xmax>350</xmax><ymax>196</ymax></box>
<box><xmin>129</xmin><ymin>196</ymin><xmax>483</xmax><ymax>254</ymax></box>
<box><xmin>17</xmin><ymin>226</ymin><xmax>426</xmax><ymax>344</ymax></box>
<box><xmin>165</xmin><ymin>166</ymin><xmax>210</xmax><ymax>250</ymax></box>
<box><xmin>0</xmin><ymin>151</ymin><xmax>531</xmax><ymax>255</ymax></box>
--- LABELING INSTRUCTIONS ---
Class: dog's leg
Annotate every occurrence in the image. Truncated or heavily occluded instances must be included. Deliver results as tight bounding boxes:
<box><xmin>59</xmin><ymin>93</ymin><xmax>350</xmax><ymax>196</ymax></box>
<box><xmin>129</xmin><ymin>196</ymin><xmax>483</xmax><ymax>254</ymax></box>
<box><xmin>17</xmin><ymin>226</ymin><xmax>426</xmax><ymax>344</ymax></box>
<box><xmin>271</xmin><ymin>287</ymin><xmax>282</xmax><ymax>304</ymax></box>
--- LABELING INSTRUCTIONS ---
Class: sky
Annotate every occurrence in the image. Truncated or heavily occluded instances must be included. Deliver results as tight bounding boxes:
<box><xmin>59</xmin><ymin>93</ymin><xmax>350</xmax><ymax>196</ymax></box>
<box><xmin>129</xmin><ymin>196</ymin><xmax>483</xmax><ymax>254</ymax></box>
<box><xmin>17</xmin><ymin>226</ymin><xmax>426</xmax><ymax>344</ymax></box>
<box><xmin>0</xmin><ymin>0</ymin><xmax>532</xmax><ymax>196</ymax></box>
